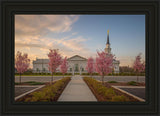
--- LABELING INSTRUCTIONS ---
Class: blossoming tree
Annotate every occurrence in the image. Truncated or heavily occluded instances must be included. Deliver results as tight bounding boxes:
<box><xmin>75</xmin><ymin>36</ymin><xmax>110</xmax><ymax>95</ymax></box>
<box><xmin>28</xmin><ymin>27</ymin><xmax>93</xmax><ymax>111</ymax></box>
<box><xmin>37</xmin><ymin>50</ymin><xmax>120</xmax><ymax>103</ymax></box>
<box><xmin>48</xmin><ymin>49</ymin><xmax>62</xmax><ymax>83</ymax></box>
<box><xmin>15</xmin><ymin>51</ymin><xmax>30</xmax><ymax>83</ymax></box>
<box><xmin>86</xmin><ymin>57</ymin><xmax>94</xmax><ymax>78</ymax></box>
<box><xmin>133</xmin><ymin>53</ymin><xmax>145</xmax><ymax>82</ymax></box>
<box><xmin>60</xmin><ymin>57</ymin><xmax>68</xmax><ymax>77</ymax></box>
<box><xmin>95</xmin><ymin>51</ymin><xmax>114</xmax><ymax>84</ymax></box>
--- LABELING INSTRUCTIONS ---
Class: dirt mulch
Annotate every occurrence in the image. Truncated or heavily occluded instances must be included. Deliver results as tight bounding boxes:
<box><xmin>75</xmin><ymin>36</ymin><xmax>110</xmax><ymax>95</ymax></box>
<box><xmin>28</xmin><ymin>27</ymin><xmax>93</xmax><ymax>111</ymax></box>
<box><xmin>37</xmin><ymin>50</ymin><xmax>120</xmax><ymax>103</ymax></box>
<box><xmin>16</xmin><ymin>79</ymin><xmax>71</xmax><ymax>102</ymax></box>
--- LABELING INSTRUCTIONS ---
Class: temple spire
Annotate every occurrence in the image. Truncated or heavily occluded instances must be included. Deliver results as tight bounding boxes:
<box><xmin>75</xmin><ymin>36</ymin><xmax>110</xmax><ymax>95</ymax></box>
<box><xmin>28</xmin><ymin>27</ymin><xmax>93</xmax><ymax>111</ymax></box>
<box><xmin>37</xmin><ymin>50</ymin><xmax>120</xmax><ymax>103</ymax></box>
<box><xmin>106</xmin><ymin>30</ymin><xmax>110</xmax><ymax>44</ymax></box>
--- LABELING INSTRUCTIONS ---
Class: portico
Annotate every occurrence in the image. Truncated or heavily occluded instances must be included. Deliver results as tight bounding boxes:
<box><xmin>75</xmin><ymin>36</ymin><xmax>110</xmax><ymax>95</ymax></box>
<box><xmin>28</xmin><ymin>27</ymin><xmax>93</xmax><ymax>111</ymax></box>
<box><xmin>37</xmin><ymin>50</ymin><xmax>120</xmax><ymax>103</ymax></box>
<box><xmin>67</xmin><ymin>55</ymin><xmax>87</xmax><ymax>75</ymax></box>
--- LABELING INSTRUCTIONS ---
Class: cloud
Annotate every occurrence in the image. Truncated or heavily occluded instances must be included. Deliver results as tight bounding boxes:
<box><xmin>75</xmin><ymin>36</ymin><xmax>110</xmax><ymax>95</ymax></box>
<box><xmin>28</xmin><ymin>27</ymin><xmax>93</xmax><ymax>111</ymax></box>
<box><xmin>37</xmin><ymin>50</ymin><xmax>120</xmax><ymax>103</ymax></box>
<box><xmin>15</xmin><ymin>15</ymin><xmax>79</xmax><ymax>39</ymax></box>
<box><xmin>15</xmin><ymin>42</ymin><xmax>44</xmax><ymax>48</ymax></box>
<box><xmin>15</xmin><ymin>15</ymin><xmax>115</xmax><ymax>67</ymax></box>
<box><xmin>72</xmin><ymin>32</ymin><xmax>78</xmax><ymax>35</ymax></box>
<box><xmin>15</xmin><ymin>34</ymin><xmax>94</xmax><ymax>66</ymax></box>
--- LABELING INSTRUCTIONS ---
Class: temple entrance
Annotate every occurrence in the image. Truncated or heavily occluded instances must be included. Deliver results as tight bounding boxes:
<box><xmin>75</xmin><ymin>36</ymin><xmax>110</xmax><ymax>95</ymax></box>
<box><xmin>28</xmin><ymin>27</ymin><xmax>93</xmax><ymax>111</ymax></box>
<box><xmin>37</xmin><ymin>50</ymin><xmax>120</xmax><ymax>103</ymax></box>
<box><xmin>74</xmin><ymin>64</ymin><xmax>79</xmax><ymax>72</ymax></box>
<box><xmin>74</xmin><ymin>64</ymin><xmax>79</xmax><ymax>74</ymax></box>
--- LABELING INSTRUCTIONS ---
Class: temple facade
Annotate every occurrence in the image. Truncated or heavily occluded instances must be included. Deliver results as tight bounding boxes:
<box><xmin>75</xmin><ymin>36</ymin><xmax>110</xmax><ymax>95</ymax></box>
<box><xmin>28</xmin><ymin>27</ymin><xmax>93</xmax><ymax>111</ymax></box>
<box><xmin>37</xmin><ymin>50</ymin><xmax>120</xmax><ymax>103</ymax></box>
<box><xmin>32</xmin><ymin>30</ymin><xmax>120</xmax><ymax>74</ymax></box>
<box><xmin>32</xmin><ymin>55</ymin><xmax>87</xmax><ymax>75</ymax></box>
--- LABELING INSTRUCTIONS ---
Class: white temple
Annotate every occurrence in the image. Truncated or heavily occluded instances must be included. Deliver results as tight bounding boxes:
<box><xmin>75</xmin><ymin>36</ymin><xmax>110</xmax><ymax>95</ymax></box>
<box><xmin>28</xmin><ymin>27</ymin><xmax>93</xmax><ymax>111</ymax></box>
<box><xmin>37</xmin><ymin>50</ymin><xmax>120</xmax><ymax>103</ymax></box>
<box><xmin>32</xmin><ymin>30</ymin><xmax>120</xmax><ymax>74</ymax></box>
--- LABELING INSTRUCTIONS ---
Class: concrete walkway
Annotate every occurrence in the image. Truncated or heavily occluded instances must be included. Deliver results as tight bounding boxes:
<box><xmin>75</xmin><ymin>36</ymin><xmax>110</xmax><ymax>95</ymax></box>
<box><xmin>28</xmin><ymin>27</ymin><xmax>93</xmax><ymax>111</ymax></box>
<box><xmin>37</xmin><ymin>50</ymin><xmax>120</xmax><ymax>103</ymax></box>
<box><xmin>58</xmin><ymin>75</ymin><xmax>97</xmax><ymax>101</ymax></box>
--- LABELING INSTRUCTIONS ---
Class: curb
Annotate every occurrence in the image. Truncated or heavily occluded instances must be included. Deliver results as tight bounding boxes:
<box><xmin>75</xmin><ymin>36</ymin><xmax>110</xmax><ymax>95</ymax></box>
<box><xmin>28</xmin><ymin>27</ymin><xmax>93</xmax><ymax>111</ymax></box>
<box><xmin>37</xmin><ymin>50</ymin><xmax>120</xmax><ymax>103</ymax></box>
<box><xmin>15</xmin><ymin>85</ymin><xmax>45</xmax><ymax>101</ymax></box>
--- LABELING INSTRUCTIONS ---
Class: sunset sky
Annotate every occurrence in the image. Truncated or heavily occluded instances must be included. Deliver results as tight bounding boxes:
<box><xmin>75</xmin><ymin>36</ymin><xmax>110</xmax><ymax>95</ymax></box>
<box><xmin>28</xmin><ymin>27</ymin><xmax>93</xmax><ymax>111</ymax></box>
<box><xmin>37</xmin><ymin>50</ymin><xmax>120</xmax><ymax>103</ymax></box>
<box><xmin>15</xmin><ymin>15</ymin><xmax>145</xmax><ymax>68</ymax></box>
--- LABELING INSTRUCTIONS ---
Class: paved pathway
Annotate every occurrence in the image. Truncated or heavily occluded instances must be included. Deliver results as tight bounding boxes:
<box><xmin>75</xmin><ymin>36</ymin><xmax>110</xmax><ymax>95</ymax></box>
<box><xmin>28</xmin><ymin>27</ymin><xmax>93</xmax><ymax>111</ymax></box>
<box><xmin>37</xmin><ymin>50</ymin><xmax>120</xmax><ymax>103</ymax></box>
<box><xmin>58</xmin><ymin>75</ymin><xmax>97</xmax><ymax>101</ymax></box>
<box><xmin>15</xmin><ymin>76</ymin><xmax>145</xmax><ymax>83</ymax></box>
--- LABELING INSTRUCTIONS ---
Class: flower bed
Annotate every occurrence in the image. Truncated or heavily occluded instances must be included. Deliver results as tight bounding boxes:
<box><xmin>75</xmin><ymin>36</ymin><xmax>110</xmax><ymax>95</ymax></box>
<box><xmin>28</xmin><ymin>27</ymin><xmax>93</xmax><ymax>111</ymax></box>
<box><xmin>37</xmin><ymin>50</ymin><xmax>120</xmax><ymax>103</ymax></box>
<box><xmin>83</xmin><ymin>77</ymin><xmax>139</xmax><ymax>102</ymax></box>
<box><xmin>16</xmin><ymin>77</ymin><xmax>71</xmax><ymax>102</ymax></box>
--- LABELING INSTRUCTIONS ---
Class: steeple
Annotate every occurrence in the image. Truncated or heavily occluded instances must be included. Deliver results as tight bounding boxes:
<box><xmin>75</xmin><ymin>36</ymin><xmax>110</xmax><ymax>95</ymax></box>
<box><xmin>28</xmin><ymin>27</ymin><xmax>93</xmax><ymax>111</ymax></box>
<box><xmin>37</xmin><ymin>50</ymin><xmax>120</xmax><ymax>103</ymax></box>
<box><xmin>106</xmin><ymin>30</ymin><xmax>110</xmax><ymax>45</ymax></box>
<box><xmin>104</xmin><ymin>29</ymin><xmax>111</xmax><ymax>54</ymax></box>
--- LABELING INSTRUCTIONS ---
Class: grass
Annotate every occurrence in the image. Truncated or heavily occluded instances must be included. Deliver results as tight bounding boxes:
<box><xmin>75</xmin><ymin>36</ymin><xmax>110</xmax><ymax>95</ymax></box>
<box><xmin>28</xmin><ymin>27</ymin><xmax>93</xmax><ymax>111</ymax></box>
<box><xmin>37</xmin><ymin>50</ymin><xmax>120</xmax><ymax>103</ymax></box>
<box><xmin>127</xmin><ymin>81</ymin><xmax>138</xmax><ymax>86</ymax></box>
<box><xmin>15</xmin><ymin>81</ymin><xmax>45</xmax><ymax>85</ymax></box>
<box><xmin>16</xmin><ymin>77</ymin><xmax>71</xmax><ymax>102</ymax></box>
<box><xmin>107</xmin><ymin>81</ymin><xmax>117</xmax><ymax>83</ymax></box>
<box><xmin>25</xmin><ymin>81</ymin><xmax>45</xmax><ymax>85</ymax></box>
<box><xmin>15</xmin><ymin>82</ymin><xmax>21</xmax><ymax>85</ymax></box>
<box><xmin>83</xmin><ymin>77</ymin><xmax>129</xmax><ymax>102</ymax></box>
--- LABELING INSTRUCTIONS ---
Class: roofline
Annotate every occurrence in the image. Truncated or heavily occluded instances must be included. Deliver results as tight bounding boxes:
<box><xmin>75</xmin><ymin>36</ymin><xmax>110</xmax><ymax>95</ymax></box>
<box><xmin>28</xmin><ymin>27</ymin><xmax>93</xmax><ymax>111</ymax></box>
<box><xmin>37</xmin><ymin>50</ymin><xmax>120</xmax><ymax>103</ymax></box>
<box><xmin>67</xmin><ymin>55</ymin><xmax>87</xmax><ymax>60</ymax></box>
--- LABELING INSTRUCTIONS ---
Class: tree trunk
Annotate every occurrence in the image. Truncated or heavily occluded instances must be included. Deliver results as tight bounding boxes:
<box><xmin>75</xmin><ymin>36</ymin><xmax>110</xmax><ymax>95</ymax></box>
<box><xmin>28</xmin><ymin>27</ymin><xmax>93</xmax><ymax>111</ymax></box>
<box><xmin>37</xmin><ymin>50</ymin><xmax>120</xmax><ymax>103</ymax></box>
<box><xmin>101</xmin><ymin>75</ymin><xmax>104</xmax><ymax>85</ymax></box>
<box><xmin>137</xmin><ymin>73</ymin><xmax>139</xmax><ymax>83</ymax></box>
<box><xmin>51</xmin><ymin>72</ymin><xmax>53</xmax><ymax>83</ymax></box>
<box><xmin>19</xmin><ymin>73</ymin><xmax>21</xmax><ymax>84</ymax></box>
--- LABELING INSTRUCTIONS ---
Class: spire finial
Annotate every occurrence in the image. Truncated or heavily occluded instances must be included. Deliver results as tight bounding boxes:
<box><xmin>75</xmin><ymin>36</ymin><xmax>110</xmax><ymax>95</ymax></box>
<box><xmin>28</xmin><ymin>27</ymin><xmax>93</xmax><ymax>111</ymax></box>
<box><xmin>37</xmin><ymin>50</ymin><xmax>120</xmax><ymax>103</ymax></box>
<box><xmin>106</xmin><ymin>29</ymin><xmax>110</xmax><ymax>44</ymax></box>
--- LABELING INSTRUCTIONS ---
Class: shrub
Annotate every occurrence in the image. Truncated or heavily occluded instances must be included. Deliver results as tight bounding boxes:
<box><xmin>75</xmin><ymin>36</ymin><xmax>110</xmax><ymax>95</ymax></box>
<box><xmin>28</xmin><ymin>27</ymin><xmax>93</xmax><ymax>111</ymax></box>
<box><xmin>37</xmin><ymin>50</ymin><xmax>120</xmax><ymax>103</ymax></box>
<box><xmin>23</xmin><ymin>77</ymin><xmax>71</xmax><ymax>102</ymax></box>
<box><xmin>127</xmin><ymin>81</ymin><xmax>138</xmax><ymax>86</ymax></box>
<box><xmin>25</xmin><ymin>81</ymin><xmax>45</xmax><ymax>85</ymax></box>
<box><xmin>104</xmin><ymin>88</ymin><xmax>116</xmax><ymax>100</ymax></box>
<box><xmin>83</xmin><ymin>77</ymin><xmax>131</xmax><ymax>102</ymax></box>
<box><xmin>108</xmin><ymin>81</ymin><xmax>117</xmax><ymax>83</ymax></box>
<box><xmin>15</xmin><ymin>82</ymin><xmax>20</xmax><ymax>85</ymax></box>
<box><xmin>111</xmin><ymin>95</ymin><xmax>129</xmax><ymax>102</ymax></box>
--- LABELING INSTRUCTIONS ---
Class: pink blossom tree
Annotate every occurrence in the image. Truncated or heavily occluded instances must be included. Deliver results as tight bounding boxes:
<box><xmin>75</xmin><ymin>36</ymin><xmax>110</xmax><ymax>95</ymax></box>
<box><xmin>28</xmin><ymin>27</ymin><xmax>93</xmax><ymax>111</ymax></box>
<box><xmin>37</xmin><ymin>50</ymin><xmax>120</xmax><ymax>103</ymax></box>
<box><xmin>95</xmin><ymin>51</ymin><xmax>114</xmax><ymax>84</ymax></box>
<box><xmin>48</xmin><ymin>49</ymin><xmax>62</xmax><ymax>83</ymax></box>
<box><xmin>60</xmin><ymin>57</ymin><xmax>68</xmax><ymax>77</ymax></box>
<box><xmin>15</xmin><ymin>51</ymin><xmax>30</xmax><ymax>83</ymax></box>
<box><xmin>86</xmin><ymin>57</ymin><xmax>94</xmax><ymax>78</ymax></box>
<box><xmin>133</xmin><ymin>53</ymin><xmax>145</xmax><ymax>82</ymax></box>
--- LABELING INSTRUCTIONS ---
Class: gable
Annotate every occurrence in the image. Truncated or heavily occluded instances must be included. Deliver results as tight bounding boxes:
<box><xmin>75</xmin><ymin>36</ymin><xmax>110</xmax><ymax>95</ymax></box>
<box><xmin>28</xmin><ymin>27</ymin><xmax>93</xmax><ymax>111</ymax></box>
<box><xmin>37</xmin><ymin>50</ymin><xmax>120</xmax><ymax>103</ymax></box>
<box><xmin>67</xmin><ymin>55</ymin><xmax>87</xmax><ymax>61</ymax></box>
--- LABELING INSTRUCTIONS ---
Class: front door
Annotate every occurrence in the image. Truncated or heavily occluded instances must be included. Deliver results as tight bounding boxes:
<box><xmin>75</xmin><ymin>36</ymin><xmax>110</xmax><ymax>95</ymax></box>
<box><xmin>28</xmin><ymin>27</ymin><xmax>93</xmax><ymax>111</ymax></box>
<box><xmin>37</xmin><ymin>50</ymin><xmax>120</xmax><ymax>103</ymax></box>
<box><xmin>75</xmin><ymin>64</ymin><xmax>79</xmax><ymax>72</ymax></box>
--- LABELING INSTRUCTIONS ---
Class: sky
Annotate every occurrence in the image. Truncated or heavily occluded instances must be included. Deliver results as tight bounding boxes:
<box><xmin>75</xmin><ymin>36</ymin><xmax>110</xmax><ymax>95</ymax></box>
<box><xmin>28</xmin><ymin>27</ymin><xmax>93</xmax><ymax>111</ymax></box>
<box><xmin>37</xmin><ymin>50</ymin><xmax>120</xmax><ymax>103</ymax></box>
<box><xmin>15</xmin><ymin>15</ymin><xmax>145</xmax><ymax>68</ymax></box>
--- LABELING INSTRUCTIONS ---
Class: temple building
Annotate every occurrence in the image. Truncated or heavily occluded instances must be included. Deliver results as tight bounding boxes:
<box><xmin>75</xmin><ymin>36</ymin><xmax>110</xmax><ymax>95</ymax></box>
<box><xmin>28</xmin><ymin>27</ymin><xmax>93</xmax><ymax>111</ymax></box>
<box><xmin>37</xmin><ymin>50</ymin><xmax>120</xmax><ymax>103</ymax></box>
<box><xmin>32</xmin><ymin>30</ymin><xmax>120</xmax><ymax>74</ymax></box>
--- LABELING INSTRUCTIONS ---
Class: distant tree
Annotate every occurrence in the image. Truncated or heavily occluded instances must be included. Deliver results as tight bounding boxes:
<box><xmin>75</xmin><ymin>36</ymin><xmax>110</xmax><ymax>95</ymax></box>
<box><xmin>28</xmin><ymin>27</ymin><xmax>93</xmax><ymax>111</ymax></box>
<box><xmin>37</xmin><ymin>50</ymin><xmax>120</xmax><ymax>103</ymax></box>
<box><xmin>48</xmin><ymin>49</ymin><xmax>62</xmax><ymax>83</ymax></box>
<box><xmin>95</xmin><ymin>51</ymin><xmax>114</xmax><ymax>84</ymax></box>
<box><xmin>86</xmin><ymin>57</ymin><xmax>94</xmax><ymax>78</ymax></box>
<box><xmin>15</xmin><ymin>51</ymin><xmax>30</xmax><ymax>83</ymax></box>
<box><xmin>133</xmin><ymin>53</ymin><xmax>145</xmax><ymax>82</ymax></box>
<box><xmin>60</xmin><ymin>57</ymin><xmax>68</xmax><ymax>77</ymax></box>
